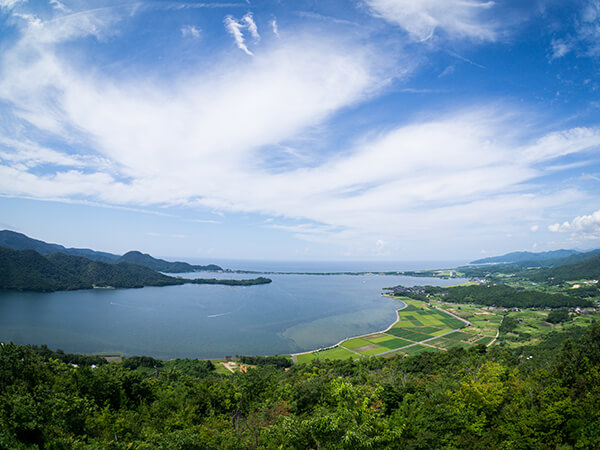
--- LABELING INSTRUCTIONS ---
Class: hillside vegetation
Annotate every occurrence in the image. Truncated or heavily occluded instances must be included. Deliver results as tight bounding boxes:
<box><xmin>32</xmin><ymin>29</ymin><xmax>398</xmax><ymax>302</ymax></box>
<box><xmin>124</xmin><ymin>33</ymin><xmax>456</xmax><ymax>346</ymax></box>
<box><xmin>0</xmin><ymin>230</ymin><xmax>222</xmax><ymax>273</ymax></box>
<box><xmin>118</xmin><ymin>251</ymin><xmax>222</xmax><ymax>273</ymax></box>
<box><xmin>1</xmin><ymin>321</ymin><xmax>599</xmax><ymax>448</ymax></box>
<box><xmin>388</xmin><ymin>284</ymin><xmax>594</xmax><ymax>308</ymax></box>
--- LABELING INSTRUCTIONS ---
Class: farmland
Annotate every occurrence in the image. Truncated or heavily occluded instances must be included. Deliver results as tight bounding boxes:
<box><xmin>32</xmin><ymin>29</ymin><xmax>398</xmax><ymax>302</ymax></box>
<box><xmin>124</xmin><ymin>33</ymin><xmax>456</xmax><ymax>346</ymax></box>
<box><xmin>294</xmin><ymin>298</ymin><xmax>500</xmax><ymax>362</ymax></box>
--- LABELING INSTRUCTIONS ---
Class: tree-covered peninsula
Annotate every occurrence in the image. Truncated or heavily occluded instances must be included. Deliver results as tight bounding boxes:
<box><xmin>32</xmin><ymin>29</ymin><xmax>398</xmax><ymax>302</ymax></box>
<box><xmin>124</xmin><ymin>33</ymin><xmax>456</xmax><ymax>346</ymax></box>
<box><xmin>0</xmin><ymin>246</ymin><xmax>269</xmax><ymax>292</ymax></box>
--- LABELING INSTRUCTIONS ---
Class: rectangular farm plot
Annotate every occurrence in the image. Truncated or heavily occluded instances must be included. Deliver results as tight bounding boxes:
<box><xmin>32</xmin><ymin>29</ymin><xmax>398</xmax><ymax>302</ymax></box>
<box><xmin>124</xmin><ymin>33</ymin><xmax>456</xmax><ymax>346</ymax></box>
<box><xmin>352</xmin><ymin>344</ymin><xmax>380</xmax><ymax>353</ymax></box>
<box><xmin>376</xmin><ymin>337</ymin><xmax>413</xmax><ymax>350</ymax></box>
<box><xmin>439</xmin><ymin>318</ymin><xmax>466</xmax><ymax>329</ymax></box>
<box><xmin>296</xmin><ymin>352</ymin><xmax>317</xmax><ymax>364</ymax></box>
<box><xmin>343</xmin><ymin>338</ymin><xmax>372</xmax><ymax>349</ymax></box>
<box><xmin>311</xmin><ymin>346</ymin><xmax>358</xmax><ymax>361</ymax></box>
<box><xmin>360</xmin><ymin>347</ymin><xmax>387</xmax><ymax>356</ymax></box>
<box><xmin>393</xmin><ymin>320</ymin><xmax>416</xmax><ymax>328</ymax></box>
<box><xmin>370</xmin><ymin>335</ymin><xmax>396</xmax><ymax>343</ymax></box>
<box><xmin>401</xmin><ymin>345</ymin><xmax>437</xmax><ymax>356</ymax></box>
<box><xmin>476</xmin><ymin>336</ymin><xmax>494</xmax><ymax>345</ymax></box>
<box><xmin>387</xmin><ymin>328</ymin><xmax>432</xmax><ymax>342</ymax></box>
<box><xmin>444</xmin><ymin>331</ymin><xmax>472</xmax><ymax>341</ymax></box>
<box><xmin>426</xmin><ymin>336</ymin><xmax>450</xmax><ymax>347</ymax></box>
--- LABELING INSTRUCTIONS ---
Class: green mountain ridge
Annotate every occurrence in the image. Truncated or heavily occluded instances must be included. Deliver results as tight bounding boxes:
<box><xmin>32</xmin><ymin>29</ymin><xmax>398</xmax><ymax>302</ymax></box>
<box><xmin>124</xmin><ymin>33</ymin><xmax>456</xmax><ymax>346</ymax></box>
<box><xmin>0</xmin><ymin>246</ymin><xmax>269</xmax><ymax>292</ymax></box>
<box><xmin>470</xmin><ymin>249</ymin><xmax>580</xmax><ymax>264</ymax></box>
<box><xmin>523</xmin><ymin>254</ymin><xmax>600</xmax><ymax>283</ymax></box>
<box><xmin>0</xmin><ymin>230</ymin><xmax>222</xmax><ymax>273</ymax></box>
<box><xmin>0</xmin><ymin>230</ymin><xmax>120</xmax><ymax>263</ymax></box>
<box><xmin>0</xmin><ymin>246</ymin><xmax>179</xmax><ymax>291</ymax></box>
<box><xmin>118</xmin><ymin>250</ymin><xmax>222</xmax><ymax>273</ymax></box>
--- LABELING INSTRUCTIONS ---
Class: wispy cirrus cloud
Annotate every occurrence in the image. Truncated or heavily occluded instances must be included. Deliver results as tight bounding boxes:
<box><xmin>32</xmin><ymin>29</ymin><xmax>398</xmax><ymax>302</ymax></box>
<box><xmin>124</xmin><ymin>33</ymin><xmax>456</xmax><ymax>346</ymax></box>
<box><xmin>547</xmin><ymin>0</ymin><xmax>600</xmax><ymax>60</ymax></box>
<box><xmin>181</xmin><ymin>25</ymin><xmax>201</xmax><ymax>38</ymax></box>
<box><xmin>224</xmin><ymin>12</ymin><xmax>259</xmax><ymax>55</ymax></box>
<box><xmin>364</xmin><ymin>0</ymin><xmax>497</xmax><ymax>41</ymax></box>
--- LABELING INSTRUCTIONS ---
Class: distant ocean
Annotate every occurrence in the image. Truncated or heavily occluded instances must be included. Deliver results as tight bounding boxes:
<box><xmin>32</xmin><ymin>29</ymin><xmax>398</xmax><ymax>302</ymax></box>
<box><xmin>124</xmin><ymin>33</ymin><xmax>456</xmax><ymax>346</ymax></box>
<box><xmin>174</xmin><ymin>258</ymin><xmax>469</xmax><ymax>273</ymax></box>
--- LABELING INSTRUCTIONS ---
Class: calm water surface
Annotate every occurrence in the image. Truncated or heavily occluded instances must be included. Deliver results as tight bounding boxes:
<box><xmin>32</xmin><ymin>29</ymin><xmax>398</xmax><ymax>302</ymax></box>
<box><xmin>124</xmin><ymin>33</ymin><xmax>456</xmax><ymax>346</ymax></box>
<box><xmin>0</xmin><ymin>272</ymin><xmax>465</xmax><ymax>359</ymax></box>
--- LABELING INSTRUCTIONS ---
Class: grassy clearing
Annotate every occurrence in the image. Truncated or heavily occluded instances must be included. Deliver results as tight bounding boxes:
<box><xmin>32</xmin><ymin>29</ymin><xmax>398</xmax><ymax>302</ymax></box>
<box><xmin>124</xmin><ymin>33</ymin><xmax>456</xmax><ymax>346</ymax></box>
<box><xmin>343</xmin><ymin>338</ymin><xmax>372</xmax><ymax>349</ymax></box>
<box><xmin>309</xmin><ymin>346</ymin><xmax>358</xmax><ymax>361</ymax></box>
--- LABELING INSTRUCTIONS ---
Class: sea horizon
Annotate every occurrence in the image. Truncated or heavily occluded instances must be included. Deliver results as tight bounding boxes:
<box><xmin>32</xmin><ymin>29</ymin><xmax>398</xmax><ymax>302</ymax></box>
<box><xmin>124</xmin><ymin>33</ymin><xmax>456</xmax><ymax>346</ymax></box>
<box><xmin>165</xmin><ymin>258</ymin><xmax>469</xmax><ymax>274</ymax></box>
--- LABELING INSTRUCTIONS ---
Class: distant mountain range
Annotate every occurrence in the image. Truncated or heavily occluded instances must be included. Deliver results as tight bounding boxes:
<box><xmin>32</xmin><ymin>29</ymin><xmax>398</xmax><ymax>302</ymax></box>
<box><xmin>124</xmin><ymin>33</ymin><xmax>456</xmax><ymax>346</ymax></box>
<box><xmin>0</xmin><ymin>230</ymin><xmax>222</xmax><ymax>273</ymax></box>
<box><xmin>470</xmin><ymin>249</ymin><xmax>600</xmax><ymax>267</ymax></box>
<box><xmin>117</xmin><ymin>251</ymin><xmax>221</xmax><ymax>273</ymax></box>
<box><xmin>471</xmin><ymin>250</ymin><xmax>581</xmax><ymax>265</ymax></box>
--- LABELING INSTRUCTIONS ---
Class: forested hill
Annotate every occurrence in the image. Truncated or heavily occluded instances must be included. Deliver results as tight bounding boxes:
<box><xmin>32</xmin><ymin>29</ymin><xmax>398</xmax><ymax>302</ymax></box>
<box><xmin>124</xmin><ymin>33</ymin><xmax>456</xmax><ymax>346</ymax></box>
<box><xmin>0</xmin><ymin>247</ymin><xmax>269</xmax><ymax>292</ymax></box>
<box><xmin>523</xmin><ymin>255</ymin><xmax>600</xmax><ymax>283</ymax></box>
<box><xmin>460</xmin><ymin>250</ymin><xmax>600</xmax><ymax>279</ymax></box>
<box><xmin>0</xmin><ymin>230</ymin><xmax>222</xmax><ymax>273</ymax></box>
<box><xmin>389</xmin><ymin>284</ymin><xmax>594</xmax><ymax>308</ymax></box>
<box><xmin>470</xmin><ymin>249</ymin><xmax>579</xmax><ymax>264</ymax></box>
<box><xmin>0</xmin><ymin>230</ymin><xmax>120</xmax><ymax>263</ymax></box>
<box><xmin>470</xmin><ymin>250</ymin><xmax>579</xmax><ymax>264</ymax></box>
<box><xmin>118</xmin><ymin>251</ymin><xmax>222</xmax><ymax>273</ymax></box>
<box><xmin>0</xmin><ymin>246</ymin><xmax>179</xmax><ymax>291</ymax></box>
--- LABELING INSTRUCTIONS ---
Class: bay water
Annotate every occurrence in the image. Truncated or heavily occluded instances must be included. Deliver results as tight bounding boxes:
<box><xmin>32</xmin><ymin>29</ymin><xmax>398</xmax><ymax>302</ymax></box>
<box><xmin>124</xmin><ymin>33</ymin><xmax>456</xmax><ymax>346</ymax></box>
<box><xmin>0</xmin><ymin>268</ymin><xmax>465</xmax><ymax>359</ymax></box>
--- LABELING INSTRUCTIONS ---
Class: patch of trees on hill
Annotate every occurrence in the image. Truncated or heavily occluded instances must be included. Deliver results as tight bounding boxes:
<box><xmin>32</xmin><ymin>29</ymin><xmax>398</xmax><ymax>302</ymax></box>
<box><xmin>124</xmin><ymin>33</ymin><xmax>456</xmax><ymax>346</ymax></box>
<box><xmin>1</xmin><ymin>321</ymin><xmax>599</xmax><ymax>448</ymax></box>
<box><xmin>522</xmin><ymin>255</ymin><xmax>600</xmax><ymax>283</ymax></box>
<box><xmin>391</xmin><ymin>283</ymin><xmax>594</xmax><ymax>308</ymax></box>
<box><xmin>117</xmin><ymin>251</ymin><xmax>222</xmax><ymax>273</ymax></box>
<box><xmin>239</xmin><ymin>355</ymin><xmax>292</xmax><ymax>369</ymax></box>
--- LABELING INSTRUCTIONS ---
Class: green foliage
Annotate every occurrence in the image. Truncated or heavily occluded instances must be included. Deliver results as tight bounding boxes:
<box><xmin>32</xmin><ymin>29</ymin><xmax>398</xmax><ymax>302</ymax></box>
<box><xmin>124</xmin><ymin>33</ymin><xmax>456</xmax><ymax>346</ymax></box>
<box><xmin>524</xmin><ymin>255</ymin><xmax>600</xmax><ymax>283</ymax></box>
<box><xmin>546</xmin><ymin>308</ymin><xmax>571</xmax><ymax>324</ymax></box>
<box><xmin>239</xmin><ymin>354</ymin><xmax>292</xmax><ymax>368</ymax></box>
<box><xmin>123</xmin><ymin>356</ymin><xmax>164</xmax><ymax>370</ymax></box>
<box><xmin>117</xmin><ymin>250</ymin><xmax>222</xmax><ymax>273</ymax></box>
<box><xmin>28</xmin><ymin>344</ymin><xmax>107</xmax><ymax>366</ymax></box>
<box><xmin>187</xmin><ymin>276</ymin><xmax>271</xmax><ymax>286</ymax></box>
<box><xmin>499</xmin><ymin>315</ymin><xmax>519</xmax><ymax>334</ymax></box>
<box><xmin>2</xmin><ymin>322</ymin><xmax>600</xmax><ymax>448</ymax></box>
<box><xmin>401</xmin><ymin>283</ymin><xmax>593</xmax><ymax>308</ymax></box>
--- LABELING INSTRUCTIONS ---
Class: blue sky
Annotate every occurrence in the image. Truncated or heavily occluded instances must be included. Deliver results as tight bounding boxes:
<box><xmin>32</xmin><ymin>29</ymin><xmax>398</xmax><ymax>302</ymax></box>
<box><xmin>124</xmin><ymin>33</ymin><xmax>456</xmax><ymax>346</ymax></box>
<box><xmin>0</xmin><ymin>0</ymin><xmax>599</xmax><ymax>262</ymax></box>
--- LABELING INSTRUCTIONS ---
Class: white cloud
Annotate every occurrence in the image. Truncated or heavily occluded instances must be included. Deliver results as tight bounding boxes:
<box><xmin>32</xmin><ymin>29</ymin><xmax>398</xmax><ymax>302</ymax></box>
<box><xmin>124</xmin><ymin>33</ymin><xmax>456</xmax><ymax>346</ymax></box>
<box><xmin>0</xmin><ymin>0</ymin><xmax>25</xmax><ymax>10</ymax></box>
<box><xmin>49</xmin><ymin>0</ymin><xmax>69</xmax><ymax>13</ymax></box>
<box><xmin>549</xmin><ymin>38</ymin><xmax>573</xmax><ymax>60</ymax></box>
<box><xmin>549</xmin><ymin>209</ymin><xmax>600</xmax><ymax>239</ymax></box>
<box><xmin>552</xmin><ymin>1</ymin><xmax>600</xmax><ymax>59</ymax></box>
<box><xmin>579</xmin><ymin>0</ymin><xmax>600</xmax><ymax>56</ymax></box>
<box><xmin>530</xmin><ymin>225</ymin><xmax>539</xmax><ymax>232</ymax></box>
<box><xmin>271</xmin><ymin>18</ymin><xmax>279</xmax><ymax>38</ymax></box>
<box><xmin>181</xmin><ymin>25</ymin><xmax>201</xmax><ymax>38</ymax></box>
<box><xmin>224</xmin><ymin>13</ymin><xmax>259</xmax><ymax>55</ymax></box>
<box><xmin>522</xmin><ymin>127</ymin><xmax>600</xmax><ymax>163</ymax></box>
<box><xmin>438</xmin><ymin>65</ymin><xmax>455</xmax><ymax>78</ymax></box>
<box><xmin>0</xmin><ymin>3</ymin><xmax>599</xmax><ymax>258</ymax></box>
<box><xmin>243</xmin><ymin>12</ymin><xmax>259</xmax><ymax>40</ymax></box>
<box><xmin>365</xmin><ymin>0</ymin><xmax>497</xmax><ymax>41</ymax></box>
